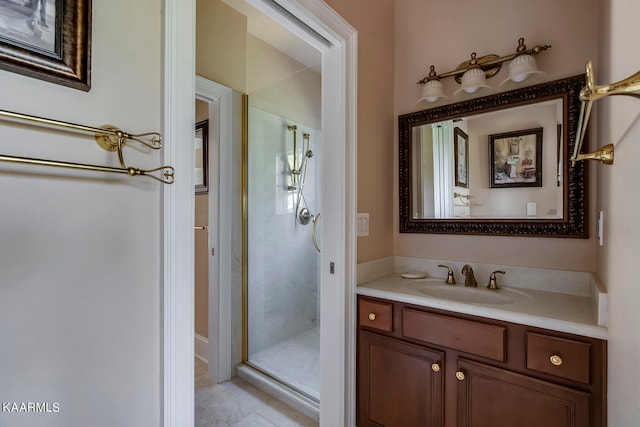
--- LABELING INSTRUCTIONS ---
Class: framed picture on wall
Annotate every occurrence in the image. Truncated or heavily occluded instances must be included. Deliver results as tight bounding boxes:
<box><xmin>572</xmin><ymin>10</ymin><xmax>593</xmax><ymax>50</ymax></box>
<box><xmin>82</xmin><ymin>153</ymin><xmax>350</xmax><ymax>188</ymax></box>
<box><xmin>454</xmin><ymin>127</ymin><xmax>469</xmax><ymax>188</ymax></box>
<box><xmin>0</xmin><ymin>0</ymin><xmax>91</xmax><ymax>91</ymax></box>
<box><xmin>195</xmin><ymin>120</ymin><xmax>208</xmax><ymax>194</ymax></box>
<box><xmin>489</xmin><ymin>127</ymin><xmax>543</xmax><ymax>188</ymax></box>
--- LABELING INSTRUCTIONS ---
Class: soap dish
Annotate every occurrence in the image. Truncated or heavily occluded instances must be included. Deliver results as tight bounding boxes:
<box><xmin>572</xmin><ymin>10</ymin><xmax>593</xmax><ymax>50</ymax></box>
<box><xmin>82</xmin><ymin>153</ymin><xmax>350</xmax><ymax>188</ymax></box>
<box><xmin>401</xmin><ymin>272</ymin><xmax>427</xmax><ymax>279</ymax></box>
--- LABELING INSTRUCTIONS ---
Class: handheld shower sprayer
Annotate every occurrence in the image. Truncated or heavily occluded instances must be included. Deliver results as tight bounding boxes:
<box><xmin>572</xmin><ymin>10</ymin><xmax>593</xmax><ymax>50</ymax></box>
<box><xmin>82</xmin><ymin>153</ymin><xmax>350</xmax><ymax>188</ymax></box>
<box><xmin>285</xmin><ymin>125</ymin><xmax>321</xmax><ymax>251</ymax></box>
<box><xmin>287</xmin><ymin>127</ymin><xmax>316</xmax><ymax>226</ymax></box>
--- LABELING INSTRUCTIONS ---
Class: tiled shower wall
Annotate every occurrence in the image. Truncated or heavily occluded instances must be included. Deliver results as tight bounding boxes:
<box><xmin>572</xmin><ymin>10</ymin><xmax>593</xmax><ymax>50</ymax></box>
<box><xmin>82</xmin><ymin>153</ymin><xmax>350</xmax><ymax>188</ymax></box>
<box><xmin>247</xmin><ymin>106</ymin><xmax>321</xmax><ymax>355</ymax></box>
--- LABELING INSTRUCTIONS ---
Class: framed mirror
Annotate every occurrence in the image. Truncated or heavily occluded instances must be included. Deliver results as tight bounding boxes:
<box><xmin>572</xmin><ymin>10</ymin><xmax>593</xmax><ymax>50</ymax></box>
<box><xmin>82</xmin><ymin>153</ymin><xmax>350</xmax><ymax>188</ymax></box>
<box><xmin>399</xmin><ymin>74</ymin><xmax>587</xmax><ymax>237</ymax></box>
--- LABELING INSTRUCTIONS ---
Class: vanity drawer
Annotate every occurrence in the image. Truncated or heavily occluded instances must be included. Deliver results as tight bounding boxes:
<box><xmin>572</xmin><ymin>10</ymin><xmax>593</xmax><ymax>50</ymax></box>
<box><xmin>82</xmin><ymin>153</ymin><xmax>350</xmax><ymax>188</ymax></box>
<box><xmin>402</xmin><ymin>308</ymin><xmax>506</xmax><ymax>361</ymax></box>
<box><xmin>526</xmin><ymin>332</ymin><xmax>591</xmax><ymax>384</ymax></box>
<box><xmin>359</xmin><ymin>299</ymin><xmax>393</xmax><ymax>332</ymax></box>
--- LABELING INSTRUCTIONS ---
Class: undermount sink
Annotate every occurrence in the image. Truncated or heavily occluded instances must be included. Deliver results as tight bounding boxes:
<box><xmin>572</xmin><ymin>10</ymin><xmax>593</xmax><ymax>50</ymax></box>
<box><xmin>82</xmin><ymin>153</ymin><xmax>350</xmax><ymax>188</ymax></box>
<box><xmin>405</xmin><ymin>280</ymin><xmax>527</xmax><ymax>305</ymax></box>
<box><xmin>418</xmin><ymin>286</ymin><xmax>514</xmax><ymax>304</ymax></box>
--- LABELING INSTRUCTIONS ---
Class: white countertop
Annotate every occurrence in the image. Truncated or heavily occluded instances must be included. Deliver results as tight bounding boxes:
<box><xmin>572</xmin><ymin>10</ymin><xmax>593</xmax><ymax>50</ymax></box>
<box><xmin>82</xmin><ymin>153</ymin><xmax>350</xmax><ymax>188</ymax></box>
<box><xmin>357</xmin><ymin>274</ymin><xmax>608</xmax><ymax>340</ymax></box>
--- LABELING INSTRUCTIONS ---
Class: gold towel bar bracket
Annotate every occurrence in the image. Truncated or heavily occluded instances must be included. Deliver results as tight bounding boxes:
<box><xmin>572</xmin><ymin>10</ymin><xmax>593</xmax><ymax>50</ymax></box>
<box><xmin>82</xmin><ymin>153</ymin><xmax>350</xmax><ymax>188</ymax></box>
<box><xmin>571</xmin><ymin>60</ymin><xmax>640</xmax><ymax>166</ymax></box>
<box><xmin>0</xmin><ymin>109</ymin><xmax>173</xmax><ymax>184</ymax></box>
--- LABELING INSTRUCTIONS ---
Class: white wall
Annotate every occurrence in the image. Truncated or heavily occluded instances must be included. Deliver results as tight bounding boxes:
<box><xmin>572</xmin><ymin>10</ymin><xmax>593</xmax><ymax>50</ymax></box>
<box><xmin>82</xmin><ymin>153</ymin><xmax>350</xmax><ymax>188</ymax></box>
<box><xmin>0</xmin><ymin>1</ymin><xmax>162</xmax><ymax>426</ymax></box>
<box><xmin>597</xmin><ymin>0</ymin><xmax>640</xmax><ymax>425</ymax></box>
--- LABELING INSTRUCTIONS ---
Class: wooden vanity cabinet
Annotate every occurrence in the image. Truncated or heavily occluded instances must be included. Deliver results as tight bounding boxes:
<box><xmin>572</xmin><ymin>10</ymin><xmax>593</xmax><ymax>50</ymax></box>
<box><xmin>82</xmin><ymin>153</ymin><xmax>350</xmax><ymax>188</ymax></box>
<box><xmin>358</xmin><ymin>330</ymin><xmax>444</xmax><ymax>426</ymax></box>
<box><xmin>357</xmin><ymin>295</ymin><xmax>607</xmax><ymax>427</ymax></box>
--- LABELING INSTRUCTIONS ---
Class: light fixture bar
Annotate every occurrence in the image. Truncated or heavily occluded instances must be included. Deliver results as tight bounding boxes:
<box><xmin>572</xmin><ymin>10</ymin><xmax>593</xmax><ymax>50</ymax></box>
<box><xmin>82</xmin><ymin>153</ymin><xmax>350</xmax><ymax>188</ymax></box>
<box><xmin>417</xmin><ymin>37</ymin><xmax>551</xmax><ymax>85</ymax></box>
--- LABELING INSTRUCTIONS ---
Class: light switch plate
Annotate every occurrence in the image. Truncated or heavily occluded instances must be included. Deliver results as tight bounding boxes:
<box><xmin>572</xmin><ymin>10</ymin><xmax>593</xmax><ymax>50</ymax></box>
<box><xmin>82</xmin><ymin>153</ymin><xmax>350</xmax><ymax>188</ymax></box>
<box><xmin>357</xmin><ymin>213</ymin><xmax>369</xmax><ymax>237</ymax></box>
<box><xmin>527</xmin><ymin>202</ymin><xmax>537</xmax><ymax>216</ymax></box>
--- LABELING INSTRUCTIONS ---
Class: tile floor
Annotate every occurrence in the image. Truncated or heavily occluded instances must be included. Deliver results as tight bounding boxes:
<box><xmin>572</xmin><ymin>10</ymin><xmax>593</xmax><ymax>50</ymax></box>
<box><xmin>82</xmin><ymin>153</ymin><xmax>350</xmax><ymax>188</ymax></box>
<box><xmin>248</xmin><ymin>328</ymin><xmax>320</xmax><ymax>401</ymax></box>
<box><xmin>195</xmin><ymin>358</ymin><xmax>318</xmax><ymax>427</ymax></box>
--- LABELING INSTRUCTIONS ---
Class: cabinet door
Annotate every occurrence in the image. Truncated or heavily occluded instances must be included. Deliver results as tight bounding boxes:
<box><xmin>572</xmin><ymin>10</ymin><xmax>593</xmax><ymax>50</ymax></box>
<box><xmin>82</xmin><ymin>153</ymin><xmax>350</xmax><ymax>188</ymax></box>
<box><xmin>358</xmin><ymin>330</ymin><xmax>444</xmax><ymax>427</ymax></box>
<box><xmin>456</xmin><ymin>358</ymin><xmax>591</xmax><ymax>427</ymax></box>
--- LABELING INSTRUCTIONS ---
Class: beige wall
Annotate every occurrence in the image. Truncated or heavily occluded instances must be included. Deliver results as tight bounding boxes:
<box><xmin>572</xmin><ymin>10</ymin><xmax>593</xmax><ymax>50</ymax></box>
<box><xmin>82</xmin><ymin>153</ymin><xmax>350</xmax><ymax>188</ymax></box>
<box><xmin>196</xmin><ymin>0</ymin><xmax>247</xmax><ymax>92</ymax></box>
<box><xmin>195</xmin><ymin>99</ymin><xmax>209</xmax><ymax>338</ymax></box>
<box><xmin>392</xmin><ymin>0</ymin><xmax>598</xmax><ymax>271</ymax></box>
<box><xmin>324</xmin><ymin>0</ymin><xmax>396</xmax><ymax>263</ymax></box>
<box><xmin>248</xmin><ymin>35</ymin><xmax>322</xmax><ymax>130</ymax></box>
<box><xmin>323</xmin><ymin>0</ymin><xmax>599</xmax><ymax>268</ymax></box>
<box><xmin>196</xmin><ymin>0</ymin><xmax>247</xmax><ymax>348</ymax></box>
<box><xmin>596</xmin><ymin>0</ymin><xmax>640</xmax><ymax>424</ymax></box>
<box><xmin>195</xmin><ymin>194</ymin><xmax>209</xmax><ymax>337</ymax></box>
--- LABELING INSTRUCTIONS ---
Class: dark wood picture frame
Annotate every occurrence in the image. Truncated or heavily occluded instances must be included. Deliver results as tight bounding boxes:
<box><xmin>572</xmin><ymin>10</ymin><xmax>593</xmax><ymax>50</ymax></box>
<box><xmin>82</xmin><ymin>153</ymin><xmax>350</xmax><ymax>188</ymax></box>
<box><xmin>0</xmin><ymin>0</ymin><xmax>91</xmax><ymax>91</ymax></box>
<box><xmin>489</xmin><ymin>127</ymin><xmax>543</xmax><ymax>188</ymax></box>
<box><xmin>454</xmin><ymin>127</ymin><xmax>469</xmax><ymax>188</ymax></box>
<box><xmin>195</xmin><ymin>119</ymin><xmax>208</xmax><ymax>194</ymax></box>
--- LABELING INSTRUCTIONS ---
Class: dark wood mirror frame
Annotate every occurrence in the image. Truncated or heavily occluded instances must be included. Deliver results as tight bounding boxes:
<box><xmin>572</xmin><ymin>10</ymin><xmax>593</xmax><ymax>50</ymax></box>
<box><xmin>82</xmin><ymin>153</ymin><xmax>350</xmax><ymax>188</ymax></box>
<box><xmin>399</xmin><ymin>74</ymin><xmax>588</xmax><ymax>237</ymax></box>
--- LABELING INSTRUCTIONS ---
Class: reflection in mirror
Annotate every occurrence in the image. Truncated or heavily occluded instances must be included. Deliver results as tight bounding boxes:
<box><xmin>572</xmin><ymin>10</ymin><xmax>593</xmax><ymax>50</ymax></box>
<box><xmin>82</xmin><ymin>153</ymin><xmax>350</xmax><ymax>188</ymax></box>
<box><xmin>411</xmin><ymin>99</ymin><xmax>562</xmax><ymax>219</ymax></box>
<box><xmin>399</xmin><ymin>75</ymin><xmax>587</xmax><ymax>237</ymax></box>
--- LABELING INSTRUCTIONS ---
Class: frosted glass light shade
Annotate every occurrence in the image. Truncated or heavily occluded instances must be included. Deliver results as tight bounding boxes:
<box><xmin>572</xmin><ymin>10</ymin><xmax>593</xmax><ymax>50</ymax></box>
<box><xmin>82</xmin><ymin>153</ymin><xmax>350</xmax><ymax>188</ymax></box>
<box><xmin>418</xmin><ymin>79</ymin><xmax>447</xmax><ymax>103</ymax></box>
<box><xmin>500</xmin><ymin>54</ymin><xmax>545</xmax><ymax>86</ymax></box>
<box><xmin>454</xmin><ymin>67</ymin><xmax>491</xmax><ymax>95</ymax></box>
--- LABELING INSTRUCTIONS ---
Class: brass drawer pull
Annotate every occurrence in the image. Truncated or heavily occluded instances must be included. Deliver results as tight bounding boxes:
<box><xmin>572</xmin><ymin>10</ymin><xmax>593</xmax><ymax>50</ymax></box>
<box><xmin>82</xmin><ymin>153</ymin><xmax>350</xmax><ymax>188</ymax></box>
<box><xmin>431</xmin><ymin>363</ymin><xmax>441</xmax><ymax>372</ymax></box>
<box><xmin>550</xmin><ymin>354</ymin><xmax>563</xmax><ymax>366</ymax></box>
<box><xmin>368</xmin><ymin>313</ymin><xmax>376</xmax><ymax>321</ymax></box>
<box><xmin>455</xmin><ymin>371</ymin><xmax>465</xmax><ymax>381</ymax></box>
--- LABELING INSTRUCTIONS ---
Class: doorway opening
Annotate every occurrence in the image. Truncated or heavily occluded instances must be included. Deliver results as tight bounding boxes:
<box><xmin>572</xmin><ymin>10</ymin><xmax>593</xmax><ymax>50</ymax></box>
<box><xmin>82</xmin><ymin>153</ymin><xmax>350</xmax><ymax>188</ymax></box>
<box><xmin>162</xmin><ymin>0</ymin><xmax>357</xmax><ymax>425</ymax></box>
<box><xmin>239</xmin><ymin>0</ymin><xmax>322</xmax><ymax>399</ymax></box>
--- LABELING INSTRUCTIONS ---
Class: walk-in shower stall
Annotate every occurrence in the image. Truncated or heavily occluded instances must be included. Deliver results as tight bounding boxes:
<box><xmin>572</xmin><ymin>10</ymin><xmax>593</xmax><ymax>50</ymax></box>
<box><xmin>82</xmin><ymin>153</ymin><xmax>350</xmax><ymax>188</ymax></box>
<box><xmin>243</xmin><ymin>70</ymin><xmax>322</xmax><ymax>403</ymax></box>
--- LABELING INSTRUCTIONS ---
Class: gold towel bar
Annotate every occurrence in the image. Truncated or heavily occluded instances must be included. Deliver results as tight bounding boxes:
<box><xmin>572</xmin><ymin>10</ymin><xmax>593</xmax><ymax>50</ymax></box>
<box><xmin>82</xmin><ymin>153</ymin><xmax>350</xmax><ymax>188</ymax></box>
<box><xmin>0</xmin><ymin>109</ymin><xmax>175</xmax><ymax>184</ymax></box>
<box><xmin>0</xmin><ymin>154</ymin><xmax>175</xmax><ymax>184</ymax></box>
<box><xmin>0</xmin><ymin>109</ymin><xmax>163</xmax><ymax>150</ymax></box>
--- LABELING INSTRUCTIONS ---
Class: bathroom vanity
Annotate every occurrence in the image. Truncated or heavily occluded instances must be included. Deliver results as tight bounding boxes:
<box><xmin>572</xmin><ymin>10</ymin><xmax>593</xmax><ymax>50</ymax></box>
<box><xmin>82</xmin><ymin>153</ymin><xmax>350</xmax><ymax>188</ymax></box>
<box><xmin>356</xmin><ymin>273</ymin><xmax>607</xmax><ymax>427</ymax></box>
<box><xmin>378</xmin><ymin>60</ymin><xmax>606</xmax><ymax>426</ymax></box>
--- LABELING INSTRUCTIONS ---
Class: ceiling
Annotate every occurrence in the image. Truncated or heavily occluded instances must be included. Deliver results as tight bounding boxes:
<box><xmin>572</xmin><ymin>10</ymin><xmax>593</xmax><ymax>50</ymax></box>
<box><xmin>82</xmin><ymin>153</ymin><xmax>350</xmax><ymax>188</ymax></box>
<box><xmin>223</xmin><ymin>0</ymin><xmax>322</xmax><ymax>73</ymax></box>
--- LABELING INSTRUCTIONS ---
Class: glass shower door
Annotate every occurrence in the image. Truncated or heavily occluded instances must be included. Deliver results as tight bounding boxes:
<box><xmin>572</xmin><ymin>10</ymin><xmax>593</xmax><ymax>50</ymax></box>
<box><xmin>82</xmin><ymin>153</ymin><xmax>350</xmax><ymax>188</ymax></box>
<box><xmin>245</xmin><ymin>92</ymin><xmax>322</xmax><ymax>401</ymax></box>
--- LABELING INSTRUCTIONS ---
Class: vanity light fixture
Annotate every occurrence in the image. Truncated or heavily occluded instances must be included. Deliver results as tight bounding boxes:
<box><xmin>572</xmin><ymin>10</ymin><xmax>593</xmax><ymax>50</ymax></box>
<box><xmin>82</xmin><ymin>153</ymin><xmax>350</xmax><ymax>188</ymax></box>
<box><xmin>417</xmin><ymin>37</ymin><xmax>551</xmax><ymax>103</ymax></box>
<box><xmin>571</xmin><ymin>60</ymin><xmax>640</xmax><ymax>166</ymax></box>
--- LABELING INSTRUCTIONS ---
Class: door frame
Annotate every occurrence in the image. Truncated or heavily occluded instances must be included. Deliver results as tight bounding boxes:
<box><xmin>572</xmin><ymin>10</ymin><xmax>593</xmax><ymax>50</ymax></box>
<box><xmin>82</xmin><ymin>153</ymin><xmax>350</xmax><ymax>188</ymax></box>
<box><xmin>162</xmin><ymin>0</ymin><xmax>196</xmax><ymax>425</ymax></box>
<box><xmin>162</xmin><ymin>0</ymin><xmax>357</xmax><ymax>425</ymax></box>
<box><xmin>196</xmin><ymin>76</ymin><xmax>234</xmax><ymax>384</ymax></box>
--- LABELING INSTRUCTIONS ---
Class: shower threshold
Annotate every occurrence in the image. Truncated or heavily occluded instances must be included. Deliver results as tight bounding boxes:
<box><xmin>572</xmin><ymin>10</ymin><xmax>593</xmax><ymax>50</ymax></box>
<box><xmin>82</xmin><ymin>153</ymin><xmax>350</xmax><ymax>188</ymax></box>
<box><xmin>236</xmin><ymin>363</ymin><xmax>320</xmax><ymax>421</ymax></box>
<box><xmin>239</xmin><ymin>327</ymin><xmax>320</xmax><ymax>420</ymax></box>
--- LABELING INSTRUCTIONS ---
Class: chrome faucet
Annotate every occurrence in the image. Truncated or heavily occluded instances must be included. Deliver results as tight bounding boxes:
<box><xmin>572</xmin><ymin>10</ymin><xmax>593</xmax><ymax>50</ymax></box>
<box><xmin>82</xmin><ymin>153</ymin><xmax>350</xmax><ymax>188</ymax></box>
<box><xmin>461</xmin><ymin>264</ymin><xmax>477</xmax><ymax>287</ymax></box>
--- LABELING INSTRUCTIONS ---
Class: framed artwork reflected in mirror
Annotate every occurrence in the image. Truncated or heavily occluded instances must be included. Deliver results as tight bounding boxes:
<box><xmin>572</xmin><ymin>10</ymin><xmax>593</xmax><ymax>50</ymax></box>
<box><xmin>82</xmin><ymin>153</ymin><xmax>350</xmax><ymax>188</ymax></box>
<box><xmin>489</xmin><ymin>127</ymin><xmax>543</xmax><ymax>188</ymax></box>
<box><xmin>454</xmin><ymin>127</ymin><xmax>469</xmax><ymax>188</ymax></box>
<box><xmin>195</xmin><ymin>119</ymin><xmax>208</xmax><ymax>194</ymax></box>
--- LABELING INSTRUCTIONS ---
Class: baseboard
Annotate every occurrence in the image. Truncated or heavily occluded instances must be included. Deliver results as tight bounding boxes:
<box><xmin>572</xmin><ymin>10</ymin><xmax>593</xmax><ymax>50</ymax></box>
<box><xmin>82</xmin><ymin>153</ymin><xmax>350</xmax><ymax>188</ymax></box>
<box><xmin>195</xmin><ymin>333</ymin><xmax>209</xmax><ymax>363</ymax></box>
